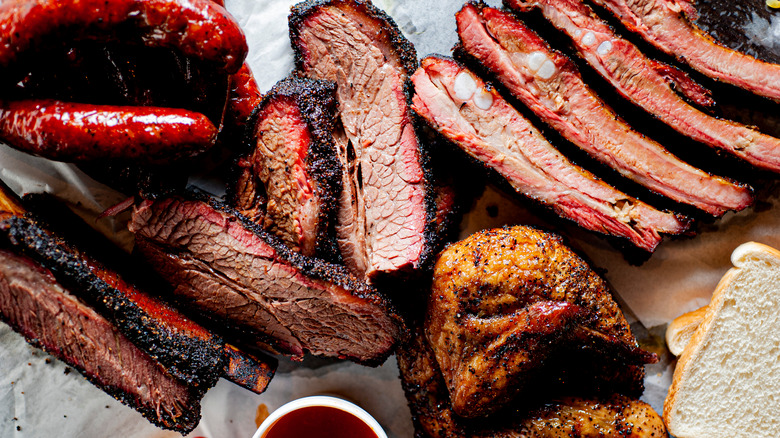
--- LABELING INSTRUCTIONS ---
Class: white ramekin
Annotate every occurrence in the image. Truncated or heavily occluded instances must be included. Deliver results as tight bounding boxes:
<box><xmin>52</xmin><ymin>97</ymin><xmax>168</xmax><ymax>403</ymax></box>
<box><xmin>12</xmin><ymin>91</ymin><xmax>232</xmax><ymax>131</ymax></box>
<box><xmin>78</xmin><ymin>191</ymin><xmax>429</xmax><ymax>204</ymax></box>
<box><xmin>252</xmin><ymin>395</ymin><xmax>388</xmax><ymax>438</ymax></box>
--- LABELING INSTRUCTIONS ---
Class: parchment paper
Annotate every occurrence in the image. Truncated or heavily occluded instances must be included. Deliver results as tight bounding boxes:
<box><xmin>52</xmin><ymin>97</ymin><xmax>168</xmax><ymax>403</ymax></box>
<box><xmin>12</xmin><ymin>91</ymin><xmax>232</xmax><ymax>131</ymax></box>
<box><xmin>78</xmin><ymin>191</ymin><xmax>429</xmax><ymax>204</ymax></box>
<box><xmin>1</xmin><ymin>0</ymin><xmax>778</xmax><ymax>436</ymax></box>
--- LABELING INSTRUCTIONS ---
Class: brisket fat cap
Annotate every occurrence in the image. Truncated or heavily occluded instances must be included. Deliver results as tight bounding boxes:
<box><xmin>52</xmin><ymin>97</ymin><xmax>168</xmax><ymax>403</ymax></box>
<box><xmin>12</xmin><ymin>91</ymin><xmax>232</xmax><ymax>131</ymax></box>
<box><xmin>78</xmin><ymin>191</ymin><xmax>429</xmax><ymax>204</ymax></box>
<box><xmin>129</xmin><ymin>192</ymin><xmax>404</xmax><ymax>366</ymax></box>
<box><xmin>289</xmin><ymin>0</ymin><xmax>434</xmax><ymax>280</ymax></box>
<box><xmin>0</xmin><ymin>214</ymin><xmax>225</xmax><ymax>389</ymax></box>
<box><xmin>410</xmin><ymin>55</ymin><xmax>690</xmax><ymax>252</ymax></box>
<box><xmin>232</xmin><ymin>75</ymin><xmax>343</xmax><ymax>262</ymax></box>
<box><xmin>0</xmin><ymin>250</ymin><xmax>203</xmax><ymax>433</ymax></box>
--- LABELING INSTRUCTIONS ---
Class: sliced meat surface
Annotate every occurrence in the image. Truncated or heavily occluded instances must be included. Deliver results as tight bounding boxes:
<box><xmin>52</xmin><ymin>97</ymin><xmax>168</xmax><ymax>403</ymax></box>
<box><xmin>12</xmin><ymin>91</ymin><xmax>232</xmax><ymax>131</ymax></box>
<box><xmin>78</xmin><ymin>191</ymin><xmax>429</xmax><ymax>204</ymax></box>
<box><xmin>412</xmin><ymin>55</ymin><xmax>689</xmax><ymax>252</ymax></box>
<box><xmin>289</xmin><ymin>0</ymin><xmax>431</xmax><ymax>279</ymax></box>
<box><xmin>507</xmin><ymin>0</ymin><xmax>780</xmax><ymax>173</ymax></box>
<box><xmin>590</xmin><ymin>0</ymin><xmax>780</xmax><ymax>101</ymax></box>
<box><xmin>231</xmin><ymin>76</ymin><xmax>342</xmax><ymax>261</ymax></box>
<box><xmin>0</xmin><ymin>250</ymin><xmax>203</xmax><ymax>433</ymax></box>
<box><xmin>0</xmin><ymin>214</ymin><xmax>225</xmax><ymax>389</ymax></box>
<box><xmin>456</xmin><ymin>3</ymin><xmax>753</xmax><ymax>216</ymax></box>
<box><xmin>129</xmin><ymin>192</ymin><xmax>403</xmax><ymax>365</ymax></box>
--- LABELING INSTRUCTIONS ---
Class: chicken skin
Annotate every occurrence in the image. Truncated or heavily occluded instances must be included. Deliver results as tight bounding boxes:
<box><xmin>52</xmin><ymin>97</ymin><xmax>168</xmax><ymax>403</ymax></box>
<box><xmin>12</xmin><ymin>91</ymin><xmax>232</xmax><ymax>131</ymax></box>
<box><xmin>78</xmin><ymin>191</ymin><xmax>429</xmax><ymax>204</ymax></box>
<box><xmin>397</xmin><ymin>326</ymin><xmax>668</xmax><ymax>437</ymax></box>
<box><xmin>426</xmin><ymin>226</ymin><xmax>655</xmax><ymax>418</ymax></box>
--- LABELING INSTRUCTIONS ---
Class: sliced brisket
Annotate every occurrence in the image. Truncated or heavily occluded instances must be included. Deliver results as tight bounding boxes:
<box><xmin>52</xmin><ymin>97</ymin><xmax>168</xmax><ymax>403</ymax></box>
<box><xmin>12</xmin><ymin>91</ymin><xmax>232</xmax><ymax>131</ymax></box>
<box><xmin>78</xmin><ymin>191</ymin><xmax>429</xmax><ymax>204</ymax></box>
<box><xmin>0</xmin><ymin>250</ymin><xmax>203</xmax><ymax>432</ymax></box>
<box><xmin>231</xmin><ymin>76</ymin><xmax>342</xmax><ymax>261</ymax></box>
<box><xmin>412</xmin><ymin>56</ymin><xmax>689</xmax><ymax>252</ymax></box>
<box><xmin>129</xmin><ymin>191</ymin><xmax>403</xmax><ymax>365</ymax></box>
<box><xmin>589</xmin><ymin>0</ymin><xmax>780</xmax><ymax>101</ymax></box>
<box><xmin>507</xmin><ymin>0</ymin><xmax>780</xmax><ymax>173</ymax></box>
<box><xmin>289</xmin><ymin>0</ymin><xmax>432</xmax><ymax>280</ymax></box>
<box><xmin>456</xmin><ymin>3</ymin><xmax>753</xmax><ymax>217</ymax></box>
<box><xmin>222</xmin><ymin>344</ymin><xmax>276</xmax><ymax>395</ymax></box>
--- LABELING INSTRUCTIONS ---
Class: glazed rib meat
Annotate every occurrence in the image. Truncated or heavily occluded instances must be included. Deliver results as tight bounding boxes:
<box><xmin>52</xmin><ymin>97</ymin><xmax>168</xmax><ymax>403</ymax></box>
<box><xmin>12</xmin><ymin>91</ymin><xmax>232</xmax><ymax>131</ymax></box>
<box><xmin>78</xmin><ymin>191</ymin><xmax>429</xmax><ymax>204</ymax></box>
<box><xmin>129</xmin><ymin>191</ymin><xmax>403</xmax><ymax>365</ymax></box>
<box><xmin>289</xmin><ymin>0</ymin><xmax>432</xmax><ymax>279</ymax></box>
<box><xmin>589</xmin><ymin>0</ymin><xmax>780</xmax><ymax>101</ymax></box>
<box><xmin>231</xmin><ymin>76</ymin><xmax>342</xmax><ymax>261</ymax></box>
<box><xmin>412</xmin><ymin>55</ymin><xmax>689</xmax><ymax>252</ymax></box>
<box><xmin>397</xmin><ymin>327</ymin><xmax>669</xmax><ymax>437</ymax></box>
<box><xmin>506</xmin><ymin>0</ymin><xmax>780</xmax><ymax>173</ymax></box>
<box><xmin>456</xmin><ymin>3</ymin><xmax>753</xmax><ymax>216</ymax></box>
<box><xmin>0</xmin><ymin>249</ymin><xmax>204</xmax><ymax>432</ymax></box>
<box><xmin>426</xmin><ymin>226</ymin><xmax>655</xmax><ymax>418</ymax></box>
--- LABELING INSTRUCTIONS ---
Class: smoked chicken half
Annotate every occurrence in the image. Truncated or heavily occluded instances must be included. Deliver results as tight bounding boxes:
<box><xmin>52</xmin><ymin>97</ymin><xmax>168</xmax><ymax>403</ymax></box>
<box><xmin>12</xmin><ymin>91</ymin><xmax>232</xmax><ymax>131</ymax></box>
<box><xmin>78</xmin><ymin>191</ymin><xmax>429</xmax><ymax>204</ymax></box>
<box><xmin>426</xmin><ymin>226</ymin><xmax>656</xmax><ymax>418</ymax></box>
<box><xmin>398</xmin><ymin>327</ymin><xmax>668</xmax><ymax>437</ymax></box>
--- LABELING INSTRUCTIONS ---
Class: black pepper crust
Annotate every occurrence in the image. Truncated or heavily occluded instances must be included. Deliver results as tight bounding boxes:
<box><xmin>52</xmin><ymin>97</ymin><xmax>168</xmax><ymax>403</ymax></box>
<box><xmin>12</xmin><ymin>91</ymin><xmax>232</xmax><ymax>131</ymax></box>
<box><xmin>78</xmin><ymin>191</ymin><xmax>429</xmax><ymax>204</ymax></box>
<box><xmin>230</xmin><ymin>75</ymin><xmax>345</xmax><ymax>263</ymax></box>
<box><xmin>288</xmin><ymin>0</ymin><xmax>418</xmax><ymax>80</ymax></box>
<box><xmin>0</xmin><ymin>215</ymin><xmax>225</xmax><ymax>389</ymax></box>
<box><xmin>289</xmin><ymin>0</ymin><xmax>439</xmax><ymax>278</ymax></box>
<box><xmin>0</xmin><ymin>298</ymin><xmax>204</xmax><ymax>433</ymax></box>
<box><xmin>141</xmin><ymin>188</ymin><xmax>407</xmax><ymax>366</ymax></box>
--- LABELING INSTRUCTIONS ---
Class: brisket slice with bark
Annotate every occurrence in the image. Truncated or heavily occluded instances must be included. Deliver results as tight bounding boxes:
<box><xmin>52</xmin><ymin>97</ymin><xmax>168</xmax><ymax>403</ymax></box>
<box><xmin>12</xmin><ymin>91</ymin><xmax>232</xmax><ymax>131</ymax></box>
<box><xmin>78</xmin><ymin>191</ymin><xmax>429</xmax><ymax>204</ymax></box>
<box><xmin>589</xmin><ymin>0</ymin><xmax>780</xmax><ymax>102</ymax></box>
<box><xmin>412</xmin><ymin>55</ymin><xmax>689</xmax><ymax>252</ymax></box>
<box><xmin>129</xmin><ymin>191</ymin><xmax>404</xmax><ymax>365</ymax></box>
<box><xmin>289</xmin><ymin>0</ymin><xmax>433</xmax><ymax>280</ymax></box>
<box><xmin>231</xmin><ymin>76</ymin><xmax>342</xmax><ymax>262</ymax></box>
<box><xmin>0</xmin><ymin>249</ymin><xmax>203</xmax><ymax>432</ymax></box>
<box><xmin>506</xmin><ymin>0</ymin><xmax>780</xmax><ymax>174</ymax></box>
<box><xmin>0</xmin><ymin>213</ymin><xmax>225</xmax><ymax>389</ymax></box>
<box><xmin>455</xmin><ymin>3</ymin><xmax>753</xmax><ymax>217</ymax></box>
<box><xmin>17</xmin><ymin>192</ymin><xmax>278</xmax><ymax>395</ymax></box>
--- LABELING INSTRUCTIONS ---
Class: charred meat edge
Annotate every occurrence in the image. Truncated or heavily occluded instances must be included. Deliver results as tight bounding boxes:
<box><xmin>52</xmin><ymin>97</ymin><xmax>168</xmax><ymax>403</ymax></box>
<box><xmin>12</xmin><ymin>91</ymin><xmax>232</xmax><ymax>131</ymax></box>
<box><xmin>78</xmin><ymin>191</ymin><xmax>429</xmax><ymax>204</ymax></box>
<box><xmin>506</xmin><ymin>0</ymin><xmax>780</xmax><ymax>173</ymax></box>
<box><xmin>455</xmin><ymin>2</ymin><xmax>753</xmax><ymax>217</ymax></box>
<box><xmin>131</xmin><ymin>189</ymin><xmax>406</xmax><ymax>366</ymax></box>
<box><xmin>232</xmin><ymin>75</ymin><xmax>343</xmax><ymax>262</ymax></box>
<box><xmin>289</xmin><ymin>0</ymin><xmax>437</xmax><ymax>277</ymax></box>
<box><xmin>411</xmin><ymin>55</ymin><xmax>689</xmax><ymax>252</ymax></box>
<box><xmin>0</xmin><ymin>214</ymin><xmax>225</xmax><ymax>388</ymax></box>
<box><xmin>0</xmin><ymin>250</ymin><xmax>203</xmax><ymax>432</ymax></box>
<box><xmin>589</xmin><ymin>0</ymin><xmax>780</xmax><ymax>102</ymax></box>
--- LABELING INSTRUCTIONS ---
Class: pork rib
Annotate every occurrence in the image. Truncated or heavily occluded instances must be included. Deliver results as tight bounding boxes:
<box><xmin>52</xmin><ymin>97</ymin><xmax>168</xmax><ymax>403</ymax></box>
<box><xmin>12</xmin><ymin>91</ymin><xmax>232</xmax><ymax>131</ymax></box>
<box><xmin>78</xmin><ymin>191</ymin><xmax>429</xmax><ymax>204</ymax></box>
<box><xmin>129</xmin><ymin>191</ymin><xmax>403</xmax><ymax>366</ymax></box>
<box><xmin>506</xmin><ymin>0</ymin><xmax>780</xmax><ymax>173</ymax></box>
<box><xmin>588</xmin><ymin>0</ymin><xmax>780</xmax><ymax>101</ymax></box>
<box><xmin>231</xmin><ymin>76</ymin><xmax>342</xmax><ymax>261</ymax></box>
<box><xmin>412</xmin><ymin>56</ymin><xmax>688</xmax><ymax>252</ymax></box>
<box><xmin>456</xmin><ymin>3</ymin><xmax>753</xmax><ymax>216</ymax></box>
<box><xmin>0</xmin><ymin>249</ymin><xmax>203</xmax><ymax>432</ymax></box>
<box><xmin>289</xmin><ymin>0</ymin><xmax>432</xmax><ymax>280</ymax></box>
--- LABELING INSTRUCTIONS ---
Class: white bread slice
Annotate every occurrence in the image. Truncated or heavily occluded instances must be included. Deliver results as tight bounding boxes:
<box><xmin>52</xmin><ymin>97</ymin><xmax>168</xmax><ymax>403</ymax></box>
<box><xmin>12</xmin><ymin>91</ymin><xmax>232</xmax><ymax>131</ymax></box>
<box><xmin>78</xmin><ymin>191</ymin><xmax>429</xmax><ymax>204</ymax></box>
<box><xmin>666</xmin><ymin>306</ymin><xmax>708</xmax><ymax>356</ymax></box>
<box><xmin>664</xmin><ymin>242</ymin><xmax>780</xmax><ymax>438</ymax></box>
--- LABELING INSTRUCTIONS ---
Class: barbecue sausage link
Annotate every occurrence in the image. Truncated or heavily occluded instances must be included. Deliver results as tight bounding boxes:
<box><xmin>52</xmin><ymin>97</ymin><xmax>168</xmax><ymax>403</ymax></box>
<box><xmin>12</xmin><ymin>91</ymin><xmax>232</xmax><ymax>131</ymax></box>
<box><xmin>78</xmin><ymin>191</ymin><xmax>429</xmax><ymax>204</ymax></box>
<box><xmin>0</xmin><ymin>100</ymin><xmax>217</xmax><ymax>162</ymax></box>
<box><xmin>0</xmin><ymin>0</ymin><xmax>247</xmax><ymax>74</ymax></box>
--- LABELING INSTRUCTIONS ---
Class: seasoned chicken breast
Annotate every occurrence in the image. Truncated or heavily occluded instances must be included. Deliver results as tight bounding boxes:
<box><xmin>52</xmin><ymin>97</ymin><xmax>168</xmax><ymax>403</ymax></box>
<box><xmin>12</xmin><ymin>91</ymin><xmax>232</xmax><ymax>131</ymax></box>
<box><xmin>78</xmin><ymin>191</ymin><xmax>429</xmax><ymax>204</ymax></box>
<box><xmin>426</xmin><ymin>226</ymin><xmax>655</xmax><ymax>418</ymax></box>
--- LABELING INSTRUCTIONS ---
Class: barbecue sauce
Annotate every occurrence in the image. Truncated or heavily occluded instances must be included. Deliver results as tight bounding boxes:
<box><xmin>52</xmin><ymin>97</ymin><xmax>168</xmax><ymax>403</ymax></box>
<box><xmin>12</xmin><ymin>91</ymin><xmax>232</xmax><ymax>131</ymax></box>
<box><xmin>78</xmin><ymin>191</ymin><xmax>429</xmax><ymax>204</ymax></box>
<box><xmin>261</xmin><ymin>406</ymin><xmax>378</xmax><ymax>438</ymax></box>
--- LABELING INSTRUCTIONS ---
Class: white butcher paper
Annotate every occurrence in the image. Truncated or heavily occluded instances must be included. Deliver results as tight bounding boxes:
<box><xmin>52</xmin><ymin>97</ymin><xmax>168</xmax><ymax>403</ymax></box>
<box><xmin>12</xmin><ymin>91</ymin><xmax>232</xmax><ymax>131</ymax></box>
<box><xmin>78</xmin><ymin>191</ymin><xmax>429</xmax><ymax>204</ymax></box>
<box><xmin>0</xmin><ymin>0</ymin><xmax>777</xmax><ymax>436</ymax></box>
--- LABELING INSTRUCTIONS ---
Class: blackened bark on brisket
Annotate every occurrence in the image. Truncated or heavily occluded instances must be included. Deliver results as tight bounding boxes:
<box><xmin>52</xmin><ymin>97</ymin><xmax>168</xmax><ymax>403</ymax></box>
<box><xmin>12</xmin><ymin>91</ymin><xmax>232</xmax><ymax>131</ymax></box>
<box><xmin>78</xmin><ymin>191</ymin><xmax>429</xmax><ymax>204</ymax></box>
<box><xmin>222</xmin><ymin>344</ymin><xmax>277</xmax><ymax>395</ymax></box>
<box><xmin>0</xmin><ymin>250</ymin><xmax>203</xmax><ymax>432</ymax></box>
<box><xmin>289</xmin><ymin>0</ymin><xmax>434</xmax><ymax>280</ymax></box>
<box><xmin>129</xmin><ymin>190</ymin><xmax>404</xmax><ymax>366</ymax></box>
<box><xmin>0</xmin><ymin>215</ymin><xmax>225</xmax><ymax>389</ymax></box>
<box><xmin>231</xmin><ymin>76</ymin><xmax>343</xmax><ymax>262</ymax></box>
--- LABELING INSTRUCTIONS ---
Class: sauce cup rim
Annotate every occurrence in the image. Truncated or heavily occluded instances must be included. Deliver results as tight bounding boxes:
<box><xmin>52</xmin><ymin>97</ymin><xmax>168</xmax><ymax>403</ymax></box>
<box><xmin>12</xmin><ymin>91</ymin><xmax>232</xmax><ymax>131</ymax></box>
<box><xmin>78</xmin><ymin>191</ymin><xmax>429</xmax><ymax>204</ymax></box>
<box><xmin>252</xmin><ymin>395</ymin><xmax>388</xmax><ymax>438</ymax></box>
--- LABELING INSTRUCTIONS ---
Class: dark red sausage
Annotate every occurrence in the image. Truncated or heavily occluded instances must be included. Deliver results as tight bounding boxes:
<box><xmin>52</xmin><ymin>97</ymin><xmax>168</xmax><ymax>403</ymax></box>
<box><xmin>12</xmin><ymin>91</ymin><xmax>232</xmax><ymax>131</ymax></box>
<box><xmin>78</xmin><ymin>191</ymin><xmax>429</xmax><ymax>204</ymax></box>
<box><xmin>0</xmin><ymin>100</ymin><xmax>217</xmax><ymax>162</ymax></box>
<box><xmin>0</xmin><ymin>0</ymin><xmax>247</xmax><ymax>73</ymax></box>
<box><xmin>227</xmin><ymin>63</ymin><xmax>263</xmax><ymax>126</ymax></box>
